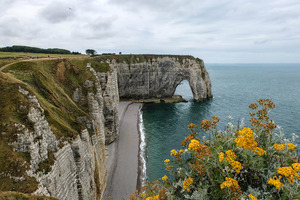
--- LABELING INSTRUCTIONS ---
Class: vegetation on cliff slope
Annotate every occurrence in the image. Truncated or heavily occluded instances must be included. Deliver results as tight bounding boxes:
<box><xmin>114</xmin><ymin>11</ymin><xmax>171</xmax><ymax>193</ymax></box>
<box><xmin>0</xmin><ymin>191</ymin><xmax>58</xmax><ymax>200</ymax></box>
<box><xmin>0</xmin><ymin>57</ymin><xmax>110</xmax><ymax>194</ymax></box>
<box><xmin>92</xmin><ymin>54</ymin><xmax>202</xmax><ymax>65</ymax></box>
<box><xmin>130</xmin><ymin>99</ymin><xmax>300</xmax><ymax>200</ymax></box>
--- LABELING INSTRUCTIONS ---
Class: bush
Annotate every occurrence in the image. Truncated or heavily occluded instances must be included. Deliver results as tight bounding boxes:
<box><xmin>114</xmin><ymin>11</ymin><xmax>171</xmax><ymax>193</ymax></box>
<box><xmin>130</xmin><ymin>99</ymin><xmax>300</xmax><ymax>200</ymax></box>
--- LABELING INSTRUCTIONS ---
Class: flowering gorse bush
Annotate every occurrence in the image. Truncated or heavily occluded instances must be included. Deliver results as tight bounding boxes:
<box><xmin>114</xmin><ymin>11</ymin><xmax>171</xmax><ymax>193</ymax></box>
<box><xmin>130</xmin><ymin>99</ymin><xmax>300</xmax><ymax>200</ymax></box>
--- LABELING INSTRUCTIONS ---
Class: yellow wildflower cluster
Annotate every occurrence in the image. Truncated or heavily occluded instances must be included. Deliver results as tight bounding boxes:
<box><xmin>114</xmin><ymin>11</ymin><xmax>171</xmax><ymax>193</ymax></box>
<box><xmin>187</xmin><ymin>123</ymin><xmax>197</xmax><ymax>130</ymax></box>
<box><xmin>200</xmin><ymin>120</ymin><xmax>212</xmax><ymax>131</ymax></box>
<box><xmin>164</xmin><ymin>159</ymin><xmax>172</xmax><ymax>171</ymax></box>
<box><xmin>146</xmin><ymin>195</ymin><xmax>159</xmax><ymax>200</ymax></box>
<box><xmin>277</xmin><ymin>166</ymin><xmax>300</xmax><ymax>184</ymax></box>
<box><xmin>252</xmin><ymin>147</ymin><xmax>267</xmax><ymax>156</ymax></box>
<box><xmin>199</xmin><ymin>116</ymin><xmax>220</xmax><ymax>131</ymax></box>
<box><xmin>223</xmin><ymin>150</ymin><xmax>242</xmax><ymax>173</ymax></box>
<box><xmin>234</xmin><ymin>127</ymin><xmax>266</xmax><ymax>156</ymax></box>
<box><xmin>267</xmin><ymin>176</ymin><xmax>283</xmax><ymax>190</ymax></box>
<box><xmin>235</xmin><ymin>128</ymin><xmax>257</xmax><ymax>149</ymax></box>
<box><xmin>162</xmin><ymin>175</ymin><xmax>168</xmax><ymax>182</ymax></box>
<box><xmin>249</xmin><ymin>103</ymin><xmax>258</xmax><ymax>110</ymax></box>
<box><xmin>170</xmin><ymin>149</ymin><xmax>184</xmax><ymax>157</ymax></box>
<box><xmin>248</xmin><ymin>194</ymin><xmax>258</xmax><ymax>200</ymax></box>
<box><xmin>287</xmin><ymin>143</ymin><xmax>296</xmax><ymax>150</ymax></box>
<box><xmin>257</xmin><ymin>98</ymin><xmax>275</xmax><ymax>109</ymax></box>
<box><xmin>273</xmin><ymin>144</ymin><xmax>285</xmax><ymax>151</ymax></box>
<box><xmin>219</xmin><ymin>152</ymin><xmax>224</xmax><ymax>162</ymax></box>
<box><xmin>292</xmin><ymin>163</ymin><xmax>300</xmax><ymax>171</ymax></box>
<box><xmin>188</xmin><ymin>139</ymin><xmax>201</xmax><ymax>151</ymax></box>
<box><xmin>182</xmin><ymin>177</ymin><xmax>193</xmax><ymax>192</ymax></box>
<box><xmin>220</xmin><ymin>177</ymin><xmax>240</xmax><ymax>189</ymax></box>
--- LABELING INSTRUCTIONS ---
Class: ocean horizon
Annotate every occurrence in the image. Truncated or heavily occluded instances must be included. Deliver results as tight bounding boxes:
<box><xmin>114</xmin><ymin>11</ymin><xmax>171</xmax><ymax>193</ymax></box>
<box><xmin>140</xmin><ymin>63</ymin><xmax>300</xmax><ymax>182</ymax></box>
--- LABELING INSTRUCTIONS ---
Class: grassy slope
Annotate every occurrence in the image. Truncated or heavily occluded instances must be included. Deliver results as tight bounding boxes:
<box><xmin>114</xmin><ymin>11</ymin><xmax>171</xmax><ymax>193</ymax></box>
<box><xmin>0</xmin><ymin>191</ymin><xmax>58</xmax><ymax>200</ymax></box>
<box><xmin>0</xmin><ymin>57</ymin><xmax>110</xmax><ymax>194</ymax></box>
<box><xmin>92</xmin><ymin>54</ymin><xmax>201</xmax><ymax>64</ymax></box>
<box><xmin>0</xmin><ymin>52</ymin><xmax>88</xmax><ymax>68</ymax></box>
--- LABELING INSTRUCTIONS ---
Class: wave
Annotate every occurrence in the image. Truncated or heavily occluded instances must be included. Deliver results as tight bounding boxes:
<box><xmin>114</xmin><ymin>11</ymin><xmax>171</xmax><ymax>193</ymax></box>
<box><xmin>138</xmin><ymin>108</ymin><xmax>147</xmax><ymax>187</ymax></box>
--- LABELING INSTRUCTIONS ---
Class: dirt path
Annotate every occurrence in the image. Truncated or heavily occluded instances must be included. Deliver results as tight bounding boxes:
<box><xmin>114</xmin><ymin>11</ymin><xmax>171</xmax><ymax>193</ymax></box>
<box><xmin>0</xmin><ymin>58</ymin><xmax>58</xmax><ymax>72</ymax></box>
<box><xmin>0</xmin><ymin>56</ymin><xmax>88</xmax><ymax>72</ymax></box>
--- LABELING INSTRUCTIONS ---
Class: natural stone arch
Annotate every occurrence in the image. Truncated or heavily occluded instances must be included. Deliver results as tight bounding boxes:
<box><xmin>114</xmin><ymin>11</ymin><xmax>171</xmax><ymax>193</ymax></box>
<box><xmin>112</xmin><ymin>56</ymin><xmax>212</xmax><ymax>102</ymax></box>
<box><xmin>172</xmin><ymin>79</ymin><xmax>194</xmax><ymax>100</ymax></box>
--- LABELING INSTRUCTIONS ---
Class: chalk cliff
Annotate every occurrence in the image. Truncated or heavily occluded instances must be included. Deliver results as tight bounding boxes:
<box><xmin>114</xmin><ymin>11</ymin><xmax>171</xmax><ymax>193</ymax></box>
<box><xmin>0</xmin><ymin>60</ymin><xmax>116</xmax><ymax>200</ymax></box>
<box><xmin>113</xmin><ymin>56</ymin><xmax>212</xmax><ymax>102</ymax></box>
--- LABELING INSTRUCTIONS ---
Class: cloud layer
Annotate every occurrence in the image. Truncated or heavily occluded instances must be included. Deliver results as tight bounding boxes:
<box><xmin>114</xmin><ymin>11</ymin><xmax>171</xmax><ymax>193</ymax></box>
<box><xmin>1</xmin><ymin>0</ymin><xmax>300</xmax><ymax>63</ymax></box>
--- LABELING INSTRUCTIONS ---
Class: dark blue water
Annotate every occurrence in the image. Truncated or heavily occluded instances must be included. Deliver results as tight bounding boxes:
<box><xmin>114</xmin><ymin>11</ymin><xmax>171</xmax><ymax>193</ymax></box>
<box><xmin>142</xmin><ymin>63</ymin><xmax>300</xmax><ymax>182</ymax></box>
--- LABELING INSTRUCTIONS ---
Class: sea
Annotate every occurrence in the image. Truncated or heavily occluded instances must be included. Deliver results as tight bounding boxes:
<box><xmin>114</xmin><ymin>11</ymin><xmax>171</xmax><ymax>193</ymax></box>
<box><xmin>138</xmin><ymin>63</ymin><xmax>300</xmax><ymax>182</ymax></box>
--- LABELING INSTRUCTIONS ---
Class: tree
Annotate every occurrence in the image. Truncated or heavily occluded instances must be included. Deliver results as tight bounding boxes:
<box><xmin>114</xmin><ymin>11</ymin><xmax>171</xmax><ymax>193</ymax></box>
<box><xmin>85</xmin><ymin>49</ymin><xmax>97</xmax><ymax>55</ymax></box>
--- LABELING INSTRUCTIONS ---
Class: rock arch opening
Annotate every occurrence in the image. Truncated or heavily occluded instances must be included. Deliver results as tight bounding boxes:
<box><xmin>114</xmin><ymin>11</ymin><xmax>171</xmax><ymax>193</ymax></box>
<box><xmin>174</xmin><ymin>80</ymin><xmax>194</xmax><ymax>101</ymax></box>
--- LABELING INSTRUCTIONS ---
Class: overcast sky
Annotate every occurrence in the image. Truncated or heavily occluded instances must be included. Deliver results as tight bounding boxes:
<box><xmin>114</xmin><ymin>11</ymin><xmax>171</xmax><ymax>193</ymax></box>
<box><xmin>1</xmin><ymin>0</ymin><xmax>300</xmax><ymax>63</ymax></box>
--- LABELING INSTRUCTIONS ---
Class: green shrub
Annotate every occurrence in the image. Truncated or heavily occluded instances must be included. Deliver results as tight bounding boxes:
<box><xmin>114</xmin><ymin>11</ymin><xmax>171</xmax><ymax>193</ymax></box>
<box><xmin>130</xmin><ymin>99</ymin><xmax>299</xmax><ymax>200</ymax></box>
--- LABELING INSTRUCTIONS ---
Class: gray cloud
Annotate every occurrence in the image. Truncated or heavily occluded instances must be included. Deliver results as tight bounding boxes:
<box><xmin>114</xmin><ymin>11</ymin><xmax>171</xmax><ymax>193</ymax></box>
<box><xmin>39</xmin><ymin>1</ymin><xmax>75</xmax><ymax>23</ymax></box>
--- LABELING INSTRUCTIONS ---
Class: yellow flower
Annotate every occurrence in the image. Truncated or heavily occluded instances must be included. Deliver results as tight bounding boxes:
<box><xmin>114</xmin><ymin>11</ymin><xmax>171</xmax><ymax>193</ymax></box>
<box><xmin>162</xmin><ymin>175</ymin><xmax>168</xmax><ymax>182</ymax></box>
<box><xmin>146</xmin><ymin>197</ymin><xmax>151</xmax><ymax>200</ymax></box>
<box><xmin>183</xmin><ymin>177</ymin><xmax>193</xmax><ymax>192</ymax></box>
<box><xmin>267</xmin><ymin>176</ymin><xmax>283</xmax><ymax>190</ymax></box>
<box><xmin>292</xmin><ymin>163</ymin><xmax>300</xmax><ymax>171</ymax></box>
<box><xmin>219</xmin><ymin>152</ymin><xmax>224</xmax><ymax>162</ymax></box>
<box><xmin>220</xmin><ymin>177</ymin><xmax>240</xmax><ymax>189</ymax></box>
<box><xmin>170</xmin><ymin>149</ymin><xmax>177</xmax><ymax>156</ymax></box>
<box><xmin>188</xmin><ymin>139</ymin><xmax>201</xmax><ymax>151</ymax></box>
<box><xmin>225</xmin><ymin>150</ymin><xmax>242</xmax><ymax>173</ymax></box>
<box><xmin>235</xmin><ymin>127</ymin><xmax>257</xmax><ymax>150</ymax></box>
<box><xmin>232</xmin><ymin>160</ymin><xmax>242</xmax><ymax>174</ymax></box>
<box><xmin>153</xmin><ymin>195</ymin><xmax>159</xmax><ymax>200</ymax></box>
<box><xmin>141</xmin><ymin>193</ymin><xmax>147</xmax><ymax>197</ymax></box>
<box><xmin>248</xmin><ymin>194</ymin><xmax>258</xmax><ymax>200</ymax></box>
<box><xmin>287</xmin><ymin>143</ymin><xmax>296</xmax><ymax>150</ymax></box>
<box><xmin>164</xmin><ymin>159</ymin><xmax>170</xmax><ymax>163</ymax></box>
<box><xmin>253</xmin><ymin>147</ymin><xmax>267</xmax><ymax>156</ymax></box>
<box><xmin>273</xmin><ymin>144</ymin><xmax>285</xmax><ymax>151</ymax></box>
<box><xmin>225</xmin><ymin>150</ymin><xmax>237</xmax><ymax>160</ymax></box>
<box><xmin>277</xmin><ymin>166</ymin><xmax>299</xmax><ymax>184</ymax></box>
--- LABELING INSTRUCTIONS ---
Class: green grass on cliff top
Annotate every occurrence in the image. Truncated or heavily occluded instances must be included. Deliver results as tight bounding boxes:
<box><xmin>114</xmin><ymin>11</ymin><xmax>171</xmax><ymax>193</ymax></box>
<box><xmin>0</xmin><ymin>191</ymin><xmax>59</xmax><ymax>200</ymax></box>
<box><xmin>92</xmin><ymin>54</ymin><xmax>202</xmax><ymax>64</ymax></box>
<box><xmin>0</xmin><ymin>52</ymin><xmax>88</xmax><ymax>68</ymax></box>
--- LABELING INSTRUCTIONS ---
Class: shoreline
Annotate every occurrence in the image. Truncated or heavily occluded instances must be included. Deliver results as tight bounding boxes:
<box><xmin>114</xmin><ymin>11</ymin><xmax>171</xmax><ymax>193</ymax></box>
<box><xmin>103</xmin><ymin>102</ymin><xmax>144</xmax><ymax>200</ymax></box>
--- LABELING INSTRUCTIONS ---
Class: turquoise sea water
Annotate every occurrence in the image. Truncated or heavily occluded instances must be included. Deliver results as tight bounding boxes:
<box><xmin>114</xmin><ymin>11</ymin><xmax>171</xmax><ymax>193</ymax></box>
<box><xmin>141</xmin><ymin>63</ymin><xmax>300</xmax><ymax>182</ymax></box>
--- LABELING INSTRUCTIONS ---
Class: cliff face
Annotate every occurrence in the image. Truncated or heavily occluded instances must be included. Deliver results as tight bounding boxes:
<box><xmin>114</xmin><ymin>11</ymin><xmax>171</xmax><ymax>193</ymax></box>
<box><xmin>0</xmin><ymin>60</ymin><xmax>118</xmax><ymax>200</ymax></box>
<box><xmin>113</xmin><ymin>56</ymin><xmax>212</xmax><ymax>102</ymax></box>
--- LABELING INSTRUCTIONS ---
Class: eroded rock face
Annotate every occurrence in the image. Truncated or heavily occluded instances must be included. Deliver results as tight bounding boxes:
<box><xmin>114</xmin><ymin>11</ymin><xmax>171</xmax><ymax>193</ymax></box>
<box><xmin>87</xmin><ymin>66</ymin><xmax>119</xmax><ymax>144</ymax></box>
<box><xmin>114</xmin><ymin>57</ymin><xmax>212</xmax><ymax>102</ymax></box>
<box><xmin>14</xmin><ymin>82</ymin><xmax>108</xmax><ymax>200</ymax></box>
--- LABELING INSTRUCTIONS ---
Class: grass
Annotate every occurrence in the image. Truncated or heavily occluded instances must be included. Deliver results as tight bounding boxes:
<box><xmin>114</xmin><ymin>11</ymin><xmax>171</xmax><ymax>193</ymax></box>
<box><xmin>0</xmin><ymin>52</ymin><xmax>88</xmax><ymax>68</ymax></box>
<box><xmin>0</xmin><ymin>192</ymin><xmax>58</xmax><ymax>200</ymax></box>
<box><xmin>92</xmin><ymin>54</ymin><xmax>201</xmax><ymax>64</ymax></box>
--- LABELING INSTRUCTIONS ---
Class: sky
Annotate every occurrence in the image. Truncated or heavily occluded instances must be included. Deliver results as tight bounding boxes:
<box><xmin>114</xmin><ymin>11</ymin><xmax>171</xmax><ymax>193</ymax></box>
<box><xmin>0</xmin><ymin>0</ymin><xmax>300</xmax><ymax>63</ymax></box>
